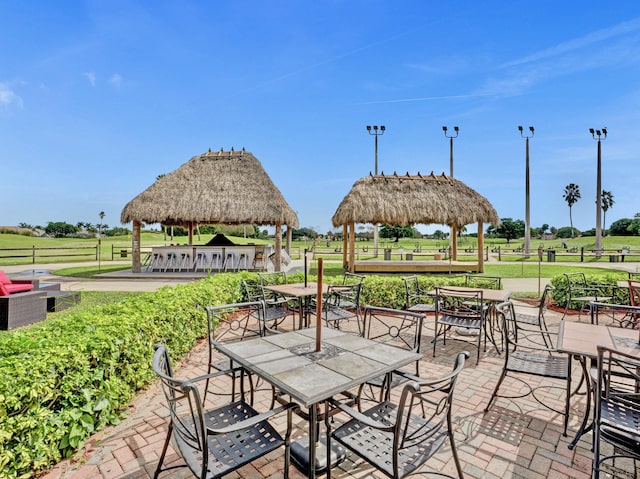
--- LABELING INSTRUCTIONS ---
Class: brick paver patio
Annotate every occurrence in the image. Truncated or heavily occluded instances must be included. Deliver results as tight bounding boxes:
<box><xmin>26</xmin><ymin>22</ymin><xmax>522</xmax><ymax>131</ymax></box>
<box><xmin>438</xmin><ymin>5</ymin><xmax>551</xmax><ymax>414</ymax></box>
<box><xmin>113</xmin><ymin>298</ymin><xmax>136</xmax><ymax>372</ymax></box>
<box><xmin>40</xmin><ymin>306</ymin><xmax>631</xmax><ymax>479</ymax></box>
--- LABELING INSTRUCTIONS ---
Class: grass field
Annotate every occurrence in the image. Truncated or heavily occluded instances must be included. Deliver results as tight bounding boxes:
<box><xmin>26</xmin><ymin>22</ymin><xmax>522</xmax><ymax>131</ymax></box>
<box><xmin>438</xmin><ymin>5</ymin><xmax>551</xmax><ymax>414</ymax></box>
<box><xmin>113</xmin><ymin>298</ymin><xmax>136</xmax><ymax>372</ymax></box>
<box><xmin>2</xmin><ymin>232</ymin><xmax>639</xmax><ymax>279</ymax></box>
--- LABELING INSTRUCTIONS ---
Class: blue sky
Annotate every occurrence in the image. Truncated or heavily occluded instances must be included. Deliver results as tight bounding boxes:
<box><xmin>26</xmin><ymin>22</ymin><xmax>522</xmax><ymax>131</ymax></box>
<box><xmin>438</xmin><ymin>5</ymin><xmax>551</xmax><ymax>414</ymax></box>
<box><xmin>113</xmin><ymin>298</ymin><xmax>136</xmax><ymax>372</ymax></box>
<box><xmin>2</xmin><ymin>1</ymin><xmax>640</xmax><ymax>236</ymax></box>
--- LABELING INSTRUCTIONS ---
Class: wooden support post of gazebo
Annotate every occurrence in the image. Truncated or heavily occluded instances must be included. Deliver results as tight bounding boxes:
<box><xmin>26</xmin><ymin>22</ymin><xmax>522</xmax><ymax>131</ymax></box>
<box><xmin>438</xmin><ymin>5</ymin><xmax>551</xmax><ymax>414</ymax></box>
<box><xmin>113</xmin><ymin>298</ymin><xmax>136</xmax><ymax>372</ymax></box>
<box><xmin>342</xmin><ymin>224</ymin><xmax>348</xmax><ymax>269</ymax></box>
<box><xmin>349</xmin><ymin>221</ymin><xmax>355</xmax><ymax>273</ymax></box>
<box><xmin>477</xmin><ymin>220</ymin><xmax>484</xmax><ymax>273</ymax></box>
<box><xmin>132</xmin><ymin>221</ymin><xmax>141</xmax><ymax>273</ymax></box>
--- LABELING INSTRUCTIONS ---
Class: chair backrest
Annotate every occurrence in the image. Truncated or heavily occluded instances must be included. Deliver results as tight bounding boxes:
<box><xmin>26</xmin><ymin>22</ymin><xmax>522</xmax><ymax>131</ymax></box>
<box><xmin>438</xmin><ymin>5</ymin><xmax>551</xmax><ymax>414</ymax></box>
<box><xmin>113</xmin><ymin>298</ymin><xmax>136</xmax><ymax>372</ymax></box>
<box><xmin>362</xmin><ymin>306</ymin><xmax>424</xmax><ymax>374</ymax></box>
<box><xmin>628</xmin><ymin>280</ymin><xmax>640</xmax><ymax>307</ymax></box>
<box><xmin>436</xmin><ymin>287</ymin><xmax>485</xmax><ymax>319</ymax></box>
<box><xmin>465</xmin><ymin>274</ymin><xmax>502</xmax><ymax>290</ymax></box>
<box><xmin>337</xmin><ymin>281</ymin><xmax>362</xmax><ymax>305</ymax></box>
<box><xmin>538</xmin><ymin>284</ymin><xmax>554</xmax><ymax>316</ymax></box>
<box><xmin>393</xmin><ymin>351</ymin><xmax>468</xmax><ymax>467</ymax></box>
<box><xmin>152</xmin><ymin>344</ymin><xmax>207</xmax><ymax>468</ymax></box>
<box><xmin>496</xmin><ymin>300</ymin><xmax>556</xmax><ymax>352</ymax></box>
<box><xmin>403</xmin><ymin>275</ymin><xmax>420</xmax><ymax>295</ymax></box>
<box><xmin>205</xmin><ymin>300</ymin><xmax>265</xmax><ymax>346</ymax></box>
<box><xmin>243</xmin><ymin>281</ymin><xmax>267</xmax><ymax>303</ymax></box>
<box><xmin>595</xmin><ymin>344</ymin><xmax>640</xmax><ymax>419</ymax></box>
<box><xmin>259</xmin><ymin>272</ymin><xmax>287</xmax><ymax>287</ymax></box>
<box><xmin>565</xmin><ymin>272</ymin><xmax>588</xmax><ymax>290</ymax></box>
<box><xmin>342</xmin><ymin>272</ymin><xmax>365</xmax><ymax>286</ymax></box>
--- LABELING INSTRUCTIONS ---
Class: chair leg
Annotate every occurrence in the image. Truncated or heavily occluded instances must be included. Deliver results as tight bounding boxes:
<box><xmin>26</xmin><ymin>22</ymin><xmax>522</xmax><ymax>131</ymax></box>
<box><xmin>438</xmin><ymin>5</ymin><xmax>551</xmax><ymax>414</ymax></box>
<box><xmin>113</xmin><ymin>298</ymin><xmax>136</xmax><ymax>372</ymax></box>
<box><xmin>447</xmin><ymin>416</ymin><xmax>465</xmax><ymax>479</ymax></box>
<box><xmin>153</xmin><ymin>423</ymin><xmax>174</xmax><ymax>479</ymax></box>
<box><xmin>484</xmin><ymin>369</ymin><xmax>508</xmax><ymax>413</ymax></box>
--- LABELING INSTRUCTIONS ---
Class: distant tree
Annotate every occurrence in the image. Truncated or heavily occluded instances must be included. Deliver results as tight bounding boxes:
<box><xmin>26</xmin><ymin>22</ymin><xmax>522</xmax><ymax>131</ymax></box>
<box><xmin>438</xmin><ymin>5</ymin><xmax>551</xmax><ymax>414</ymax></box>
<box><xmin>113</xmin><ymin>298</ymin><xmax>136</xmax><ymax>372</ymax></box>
<box><xmin>105</xmin><ymin>227</ymin><xmax>130</xmax><ymax>237</ymax></box>
<box><xmin>601</xmin><ymin>190</ymin><xmax>614</xmax><ymax>234</ymax></box>
<box><xmin>379</xmin><ymin>225</ymin><xmax>414</xmax><ymax>240</ymax></box>
<box><xmin>18</xmin><ymin>222</ymin><xmax>32</xmax><ymax>229</ymax></box>
<box><xmin>291</xmin><ymin>227</ymin><xmax>319</xmax><ymax>240</ymax></box>
<box><xmin>550</xmin><ymin>226</ymin><xmax>558</xmax><ymax>235</ymax></box>
<box><xmin>539</xmin><ymin>223</ymin><xmax>549</xmax><ymax>236</ymax></box>
<box><xmin>433</xmin><ymin>229</ymin><xmax>446</xmax><ymax>240</ymax></box>
<box><xmin>555</xmin><ymin>226</ymin><xmax>580</xmax><ymax>239</ymax></box>
<box><xmin>45</xmin><ymin>221</ymin><xmax>78</xmax><ymax>238</ymax></box>
<box><xmin>563</xmin><ymin>183</ymin><xmax>581</xmax><ymax>238</ymax></box>
<box><xmin>628</xmin><ymin>213</ymin><xmax>640</xmax><ymax>236</ymax></box>
<box><xmin>493</xmin><ymin>218</ymin><xmax>525</xmax><ymax>244</ymax></box>
<box><xmin>609</xmin><ymin>218</ymin><xmax>635</xmax><ymax>236</ymax></box>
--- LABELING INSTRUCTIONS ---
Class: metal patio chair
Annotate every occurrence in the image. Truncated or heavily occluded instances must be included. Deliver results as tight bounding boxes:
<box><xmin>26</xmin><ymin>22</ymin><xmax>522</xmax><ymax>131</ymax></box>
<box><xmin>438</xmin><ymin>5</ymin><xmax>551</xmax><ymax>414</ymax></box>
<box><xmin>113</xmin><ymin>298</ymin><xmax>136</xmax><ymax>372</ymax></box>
<box><xmin>331</xmin><ymin>351</ymin><xmax>469</xmax><ymax>479</ymax></box>
<box><xmin>402</xmin><ymin>275</ymin><xmax>436</xmax><ymax>314</ymax></box>
<box><xmin>563</xmin><ymin>272</ymin><xmax>611</xmax><ymax>320</ymax></box>
<box><xmin>152</xmin><ymin>344</ymin><xmax>297</xmax><ymax>479</ymax></box>
<box><xmin>356</xmin><ymin>305</ymin><xmax>425</xmax><ymax>410</ymax></box>
<box><xmin>593</xmin><ymin>344</ymin><xmax>640</xmax><ymax>478</ymax></box>
<box><xmin>484</xmin><ymin>301</ymin><xmax>577</xmax><ymax>436</ymax></box>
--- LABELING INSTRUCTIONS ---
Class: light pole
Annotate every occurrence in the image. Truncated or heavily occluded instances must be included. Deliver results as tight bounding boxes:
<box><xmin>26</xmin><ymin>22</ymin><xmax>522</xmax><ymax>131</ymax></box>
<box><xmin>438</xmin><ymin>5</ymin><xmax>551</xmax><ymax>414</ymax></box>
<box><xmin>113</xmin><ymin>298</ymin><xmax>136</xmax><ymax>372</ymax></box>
<box><xmin>518</xmin><ymin>126</ymin><xmax>534</xmax><ymax>256</ymax></box>
<box><xmin>442</xmin><ymin>126</ymin><xmax>459</xmax><ymax>258</ymax></box>
<box><xmin>367</xmin><ymin>125</ymin><xmax>385</xmax><ymax>257</ymax></box>
<box><xmin>442</xmin><ymin>126</ymin><xmax>459</xmax><ymax>177</ymax></box>
<box><xmin>590</xmin><ymin>127</ymin><xmax>607</xmax><ymax>254</ymax></box>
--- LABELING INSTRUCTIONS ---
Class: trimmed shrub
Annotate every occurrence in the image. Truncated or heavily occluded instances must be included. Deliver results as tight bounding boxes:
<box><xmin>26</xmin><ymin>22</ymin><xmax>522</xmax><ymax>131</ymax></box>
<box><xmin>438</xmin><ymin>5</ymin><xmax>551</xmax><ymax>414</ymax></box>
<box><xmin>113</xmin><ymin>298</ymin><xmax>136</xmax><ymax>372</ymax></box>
<box><xmin>0</xmin><ymin>272</ymin><xmax>253</xmax><ymax>478</ymax></box>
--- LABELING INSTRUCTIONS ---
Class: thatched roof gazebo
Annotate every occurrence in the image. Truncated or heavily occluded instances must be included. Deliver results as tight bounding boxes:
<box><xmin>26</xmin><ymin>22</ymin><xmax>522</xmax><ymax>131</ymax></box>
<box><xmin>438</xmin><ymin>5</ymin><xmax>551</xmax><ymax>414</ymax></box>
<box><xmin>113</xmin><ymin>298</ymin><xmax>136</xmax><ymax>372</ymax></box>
<box><xmin>121</xmin><ymin>148</ymin><xmax>299</xmax><ymax>273</ymax></box>
<box><xmin>332</xmin><ymin>172</ymin><xmax>499</xmax><ymax>273</ymax></box>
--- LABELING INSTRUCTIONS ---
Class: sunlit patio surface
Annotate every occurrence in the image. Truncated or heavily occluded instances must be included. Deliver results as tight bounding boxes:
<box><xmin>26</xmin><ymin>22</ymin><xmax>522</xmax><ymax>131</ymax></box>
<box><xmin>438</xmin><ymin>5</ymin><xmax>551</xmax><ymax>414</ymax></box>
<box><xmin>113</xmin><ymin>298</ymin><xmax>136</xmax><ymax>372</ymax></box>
<box><xmin>41</xmin><ymin>306</ymin><xmax>634</xmax><ymax>479</ymax></box>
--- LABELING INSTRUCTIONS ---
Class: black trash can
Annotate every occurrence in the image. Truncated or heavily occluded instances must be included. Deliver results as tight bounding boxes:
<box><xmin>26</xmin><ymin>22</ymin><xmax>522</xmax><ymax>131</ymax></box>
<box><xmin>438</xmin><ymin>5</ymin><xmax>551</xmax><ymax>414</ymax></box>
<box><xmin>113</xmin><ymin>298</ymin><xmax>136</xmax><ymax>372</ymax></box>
<box><xmin>120</xmin><ymin>249</ymin><xmax>128</xmax><ymax>258</ymax></box>
<box><xmin>547</xmin><ymin>250</ymin><xmax>556</xmax><ymax>262</ymax></box>
<box><xmin>405</xmin><ymin>253</ymin><xmax>413</xmax><ymax>261</ymax></box>
<box><xmin>384</xmin><ymin>248</ymin><xmax>392</xmax><ymax>260</ymax></box>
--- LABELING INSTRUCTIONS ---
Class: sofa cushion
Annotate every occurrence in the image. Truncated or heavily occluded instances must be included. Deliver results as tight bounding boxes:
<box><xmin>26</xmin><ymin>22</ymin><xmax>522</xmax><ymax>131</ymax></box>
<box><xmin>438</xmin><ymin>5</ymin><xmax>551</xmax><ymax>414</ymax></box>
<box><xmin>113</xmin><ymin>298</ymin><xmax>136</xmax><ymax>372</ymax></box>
<box><xmin>5</xmin><ymin>283</ymin><xmax>34</xmax><ymax>294</ymax></box>
<box><xmin>0</xmin><ymin>271</ymin><xmax>11</xmax><ymax>285</ymax></box>
<box><xmin>0</xmin><ymin>282</ymin><xmax>9</xmax><ymax>296</ymax></box>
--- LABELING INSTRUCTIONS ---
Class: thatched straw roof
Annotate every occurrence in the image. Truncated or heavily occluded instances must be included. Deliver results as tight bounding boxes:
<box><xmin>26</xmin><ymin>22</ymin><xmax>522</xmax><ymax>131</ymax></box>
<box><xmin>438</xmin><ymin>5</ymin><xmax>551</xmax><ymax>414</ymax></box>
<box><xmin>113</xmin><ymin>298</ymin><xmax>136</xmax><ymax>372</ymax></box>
<box><xmin>332</xmin><ymin>172</ymin><xmax>499</xmax><ymax>228</ymax></box>
<box><xmin>121</xmin><ymin>149</ymin><xmax>299</xmax><ymax>227</ymax></box>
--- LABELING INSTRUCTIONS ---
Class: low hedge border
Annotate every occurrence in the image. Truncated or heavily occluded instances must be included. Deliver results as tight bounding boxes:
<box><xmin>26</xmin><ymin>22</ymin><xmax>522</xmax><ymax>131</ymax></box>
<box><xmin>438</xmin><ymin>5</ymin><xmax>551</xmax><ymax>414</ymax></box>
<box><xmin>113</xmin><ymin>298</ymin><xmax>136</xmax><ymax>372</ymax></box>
<box><xmin>0</xmin><ymin>272</ymin><xmax>253</xmax><ymax>478</ymax></box>
<box><xmin>0</xmin><ymin>270</ymin><xmax>624</xmax><ymax>477</ymax></box>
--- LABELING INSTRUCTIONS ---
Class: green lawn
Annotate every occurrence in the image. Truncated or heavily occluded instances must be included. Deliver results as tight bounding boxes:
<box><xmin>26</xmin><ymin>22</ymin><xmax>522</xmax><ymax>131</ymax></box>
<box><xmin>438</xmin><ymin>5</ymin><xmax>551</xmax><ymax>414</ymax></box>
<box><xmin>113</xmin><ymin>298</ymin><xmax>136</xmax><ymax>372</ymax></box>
<box><xmin>2</xmin><ymin>232</ymin><xmax>638</xmax><ymax>279</ymax></box>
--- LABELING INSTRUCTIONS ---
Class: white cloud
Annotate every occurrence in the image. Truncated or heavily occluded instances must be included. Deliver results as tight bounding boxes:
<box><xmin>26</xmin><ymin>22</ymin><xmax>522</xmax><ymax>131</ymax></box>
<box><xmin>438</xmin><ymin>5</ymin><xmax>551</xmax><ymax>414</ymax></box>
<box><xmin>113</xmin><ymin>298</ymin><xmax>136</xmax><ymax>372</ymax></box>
<box><xmin>83</xmin><ymin>72</ymin><xmax>96</xmax><ymax>86</ymax></box>
<box><xmin>0</xmin><ymin>82</ymin><xmax>23</xmax><ymax>109</ymax></box>
<box><xmin>108</xmin><ymin>73</ymin><xmax>123</xmax><ymax>90</ymax></box>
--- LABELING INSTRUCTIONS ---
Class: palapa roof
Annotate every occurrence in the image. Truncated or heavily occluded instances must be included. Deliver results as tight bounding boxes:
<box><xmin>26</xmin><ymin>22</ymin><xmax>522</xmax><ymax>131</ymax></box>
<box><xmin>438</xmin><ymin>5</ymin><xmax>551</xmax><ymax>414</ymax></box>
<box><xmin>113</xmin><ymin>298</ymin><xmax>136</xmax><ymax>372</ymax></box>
<box><xmin>332</xmin><ymin>172</ymin><xmax>499</xmax><ymax>229</ymax></box>
<box><xmin>121</xmin><ymin>149</ymin><xmax>299</xmax><ymax>227</ymax></box>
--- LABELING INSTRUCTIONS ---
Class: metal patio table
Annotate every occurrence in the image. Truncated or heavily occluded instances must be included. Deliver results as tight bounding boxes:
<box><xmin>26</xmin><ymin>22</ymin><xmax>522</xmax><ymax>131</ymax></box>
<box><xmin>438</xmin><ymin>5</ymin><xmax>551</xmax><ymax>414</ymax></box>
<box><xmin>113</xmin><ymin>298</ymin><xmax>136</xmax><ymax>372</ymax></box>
<box><xmin>557</xmin><ymin>321</ymin><xmax>639</xmax><ymax>449</ymax></box>
<box><xmin>214</xmin><ymin>326</ymin><xmax>421</xmax><ymax>478</ymax></box>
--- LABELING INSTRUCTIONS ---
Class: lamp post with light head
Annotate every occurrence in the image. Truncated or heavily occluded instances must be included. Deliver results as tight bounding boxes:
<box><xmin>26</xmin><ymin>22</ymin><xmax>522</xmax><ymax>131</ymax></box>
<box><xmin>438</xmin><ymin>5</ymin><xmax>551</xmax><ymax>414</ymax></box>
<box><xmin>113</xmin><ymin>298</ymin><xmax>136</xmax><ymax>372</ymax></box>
<box><xmin>367</xmin><ymin>125</ymin><xmax>385</xmax><ymax>257</ymax></box>
<box><xmin>518</xmin><ymin>125</ymin><xmax>534</xmax><ymax>256</ymax></box>
<box><xmin>442</xmin><ymin>126</ymin><xmax>459</xmax><ymax>258</ymax></box>
<box><xmin>590</xmin><ymin>127</ymin><xmax>607</xmax><ymax>254</ymax></box>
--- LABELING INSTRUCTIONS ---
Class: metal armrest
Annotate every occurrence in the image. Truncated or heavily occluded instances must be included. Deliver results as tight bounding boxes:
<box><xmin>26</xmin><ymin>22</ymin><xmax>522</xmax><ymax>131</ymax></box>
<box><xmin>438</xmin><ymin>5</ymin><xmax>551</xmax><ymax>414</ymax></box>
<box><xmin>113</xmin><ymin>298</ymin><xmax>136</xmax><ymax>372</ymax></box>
<box><xmin>329</xmin><ymin>398</ymin><xmax>395</xmax><ymax>432</ymax></box>
<box><xmin>205</xmin><ymin>401</ymin><xmax>299</xmax><ymax>435</ymax></box>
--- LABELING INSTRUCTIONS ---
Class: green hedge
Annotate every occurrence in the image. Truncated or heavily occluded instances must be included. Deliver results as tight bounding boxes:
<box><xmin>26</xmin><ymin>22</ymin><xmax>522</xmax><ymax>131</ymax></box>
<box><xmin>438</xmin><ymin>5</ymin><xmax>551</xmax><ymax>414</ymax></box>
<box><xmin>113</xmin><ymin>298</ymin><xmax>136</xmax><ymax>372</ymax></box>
<box><xmin>0</xmin><ymin>272</ymin><xmax>255</xmax><ymax>478</ymax></box>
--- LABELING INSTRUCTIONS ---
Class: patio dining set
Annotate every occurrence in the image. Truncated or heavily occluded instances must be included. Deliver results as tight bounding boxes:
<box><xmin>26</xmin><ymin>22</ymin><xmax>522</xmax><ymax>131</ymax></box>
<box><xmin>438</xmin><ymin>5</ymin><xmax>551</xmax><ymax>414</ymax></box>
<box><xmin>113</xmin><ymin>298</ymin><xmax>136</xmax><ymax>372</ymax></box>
<box><xmin>150</xmin><ymin>271</ymin><xmax>640</xmax><ymax>479</ymax></box>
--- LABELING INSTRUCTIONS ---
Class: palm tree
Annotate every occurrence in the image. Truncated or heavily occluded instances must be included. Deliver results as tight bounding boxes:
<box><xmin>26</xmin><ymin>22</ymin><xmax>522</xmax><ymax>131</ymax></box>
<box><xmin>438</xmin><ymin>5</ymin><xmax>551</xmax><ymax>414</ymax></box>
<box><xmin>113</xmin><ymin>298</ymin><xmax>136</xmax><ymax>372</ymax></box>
<box><xmin>563</xmin><ymin>183</ymin><xmax>581</xmax><ymax>238</ymax></box>
<box><xmin>98</xmin><ymin>211</ymin><xmax>105</xmax><ymax>236</ymax></box>
<box><xmin>601</xmin><ymin>190</ymin><xmax>614</xmax><ymax>235</ymax></box>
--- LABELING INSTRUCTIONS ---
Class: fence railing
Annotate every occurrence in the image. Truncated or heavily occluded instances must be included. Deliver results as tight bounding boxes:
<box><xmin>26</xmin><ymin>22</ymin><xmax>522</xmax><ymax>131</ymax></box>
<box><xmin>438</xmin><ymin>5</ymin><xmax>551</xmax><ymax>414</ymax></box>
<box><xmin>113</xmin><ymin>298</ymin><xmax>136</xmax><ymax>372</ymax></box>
<box><xmin>0</xmin><ymin>246</ymin><xmax>98</xmax><ymax>263</ymax></box>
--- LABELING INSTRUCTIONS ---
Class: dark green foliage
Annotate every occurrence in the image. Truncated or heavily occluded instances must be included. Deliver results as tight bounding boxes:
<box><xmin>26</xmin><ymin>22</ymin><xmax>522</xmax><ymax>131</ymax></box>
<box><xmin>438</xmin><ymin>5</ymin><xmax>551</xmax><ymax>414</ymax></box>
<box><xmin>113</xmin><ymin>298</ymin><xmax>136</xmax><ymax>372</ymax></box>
<box><xmin>45</xmin><ymin>222</ymin><xmax>79</xmax><ymax>238</ymax></box>
<box><xmin>0</xmin><ymin>273</ymin><xmax>250</xmax><ymax>478</ymax></box>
